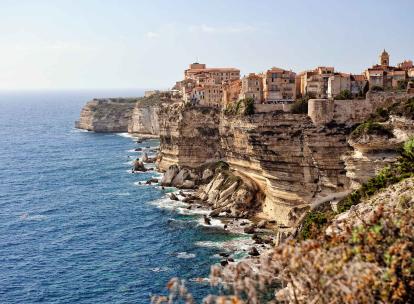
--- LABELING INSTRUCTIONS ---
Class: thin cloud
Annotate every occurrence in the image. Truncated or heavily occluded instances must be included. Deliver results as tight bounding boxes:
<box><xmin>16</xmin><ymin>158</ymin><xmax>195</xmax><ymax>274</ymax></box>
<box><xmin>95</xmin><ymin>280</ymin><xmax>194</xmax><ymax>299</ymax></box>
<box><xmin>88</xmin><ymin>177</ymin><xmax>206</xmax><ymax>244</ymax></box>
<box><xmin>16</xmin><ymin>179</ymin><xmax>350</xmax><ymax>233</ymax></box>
<box><xmin>188</xmin><ymin>24</ymin><xmax>256</xmax><ymax>34</ymax></box>
<box><xmin>146</xmin><ymin>31</ymin><xmax>160</xmax><ymax>39</ymax></box>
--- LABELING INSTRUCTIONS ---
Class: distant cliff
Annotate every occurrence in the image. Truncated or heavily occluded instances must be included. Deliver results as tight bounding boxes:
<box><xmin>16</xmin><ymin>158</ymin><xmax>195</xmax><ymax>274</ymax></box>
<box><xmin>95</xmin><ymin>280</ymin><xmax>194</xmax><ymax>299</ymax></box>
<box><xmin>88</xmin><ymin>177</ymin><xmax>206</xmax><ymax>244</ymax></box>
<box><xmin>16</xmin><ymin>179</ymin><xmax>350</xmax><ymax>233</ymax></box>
<box><xmin>75</xmin><ymin>98</ymin><xmax>137</xmax><ymax>132</ymax></box>
<box><xmin>76</xmin><ymin>93</ymin><xmax>175</xmax><ymax>134</ymax></box>
<box><xmin>128</xmin><ymin>93</ymin><xmax>175</xmax><ymax>136</ymax></box>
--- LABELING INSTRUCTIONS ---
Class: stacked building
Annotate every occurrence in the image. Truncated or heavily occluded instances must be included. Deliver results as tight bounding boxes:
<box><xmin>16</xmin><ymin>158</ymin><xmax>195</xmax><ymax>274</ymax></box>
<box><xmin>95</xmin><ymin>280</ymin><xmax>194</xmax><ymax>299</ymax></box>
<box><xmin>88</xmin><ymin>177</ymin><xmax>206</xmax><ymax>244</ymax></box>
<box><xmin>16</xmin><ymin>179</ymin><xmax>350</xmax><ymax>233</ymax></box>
<box><xmin>174</xmin><ymin>50</ymin><xmax>413</xmax><ymax>108</ymax></box>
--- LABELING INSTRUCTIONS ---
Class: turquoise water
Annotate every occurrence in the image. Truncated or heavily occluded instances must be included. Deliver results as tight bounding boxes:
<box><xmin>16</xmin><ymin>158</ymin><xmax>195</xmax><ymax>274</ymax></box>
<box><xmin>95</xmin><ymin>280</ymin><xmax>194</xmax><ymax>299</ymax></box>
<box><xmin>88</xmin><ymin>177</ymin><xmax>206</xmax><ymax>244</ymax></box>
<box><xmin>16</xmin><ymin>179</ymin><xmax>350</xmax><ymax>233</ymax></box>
<box><xmin>0</xmin><ymin>90</ymin><xmax>241</xmax><ymax>303</ymax></box>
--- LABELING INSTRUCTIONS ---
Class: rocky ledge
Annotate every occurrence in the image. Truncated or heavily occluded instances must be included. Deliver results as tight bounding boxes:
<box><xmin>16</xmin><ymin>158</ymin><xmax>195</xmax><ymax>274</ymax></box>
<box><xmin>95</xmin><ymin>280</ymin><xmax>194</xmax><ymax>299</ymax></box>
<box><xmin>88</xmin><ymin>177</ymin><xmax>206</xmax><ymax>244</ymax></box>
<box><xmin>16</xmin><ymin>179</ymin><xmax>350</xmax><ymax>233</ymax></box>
<box><xmin>75</xmin><ymin>98</ymin><xmax>137</xmax><ymax>132</ymax></box>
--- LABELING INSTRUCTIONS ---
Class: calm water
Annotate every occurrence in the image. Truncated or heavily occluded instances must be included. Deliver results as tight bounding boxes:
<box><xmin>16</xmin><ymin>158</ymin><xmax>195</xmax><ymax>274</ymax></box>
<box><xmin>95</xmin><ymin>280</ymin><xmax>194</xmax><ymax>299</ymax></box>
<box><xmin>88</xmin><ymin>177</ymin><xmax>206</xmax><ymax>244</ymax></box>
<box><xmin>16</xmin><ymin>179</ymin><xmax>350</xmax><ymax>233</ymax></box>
<box><xmin>0</xmin><ymin>90</ymin><xmax>241</xmax><ymax>303</ymax></box>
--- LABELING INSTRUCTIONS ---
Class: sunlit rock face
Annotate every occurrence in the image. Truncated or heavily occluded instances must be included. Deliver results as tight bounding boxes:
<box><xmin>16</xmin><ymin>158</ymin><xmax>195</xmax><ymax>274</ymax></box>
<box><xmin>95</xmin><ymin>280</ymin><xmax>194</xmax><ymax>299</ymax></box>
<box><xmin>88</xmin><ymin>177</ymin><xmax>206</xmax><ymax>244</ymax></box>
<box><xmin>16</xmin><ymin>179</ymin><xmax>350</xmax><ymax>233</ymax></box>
<box><xmin>155</xmin><ymin>92</ymin><xmax>414</xmax><ymax>225</ymax></box>
<box><xmin>76</xmin><ymin>98</ymin><xmax>136</xmax><ymax>132</ymax></box>
<box><xmin>128</xmin><ymin>93</ymin><xmax>176</xmax><ymax>136</ymax></box>
<box><xmin>157</xmin><ymin>103</ymin><xmax>223</xmax><ymax>172</ymax></box>
<box><xmin>220</xmin><ymin>113</ymin><xmax>351</xmax><ymax>225</ymax></box>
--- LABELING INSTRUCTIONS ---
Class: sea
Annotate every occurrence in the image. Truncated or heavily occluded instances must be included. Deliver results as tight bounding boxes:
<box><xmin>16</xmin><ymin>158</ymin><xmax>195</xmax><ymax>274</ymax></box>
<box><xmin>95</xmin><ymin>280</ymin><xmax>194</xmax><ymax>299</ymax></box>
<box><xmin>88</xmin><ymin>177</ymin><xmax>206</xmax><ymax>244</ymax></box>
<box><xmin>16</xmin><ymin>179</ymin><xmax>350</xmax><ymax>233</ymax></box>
<box><xmin>0</xmin><ymin>90</ymin><xmax>250</xmax><ymax>304</ymax></box>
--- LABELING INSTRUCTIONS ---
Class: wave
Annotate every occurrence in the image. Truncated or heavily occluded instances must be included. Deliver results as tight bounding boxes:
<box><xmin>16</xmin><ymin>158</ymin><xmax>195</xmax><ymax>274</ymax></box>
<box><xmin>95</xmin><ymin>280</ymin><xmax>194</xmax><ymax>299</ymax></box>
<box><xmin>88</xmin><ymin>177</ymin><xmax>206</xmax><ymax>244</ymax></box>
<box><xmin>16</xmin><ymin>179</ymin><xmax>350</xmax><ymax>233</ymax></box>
<box><xmin>19</xmin><ymin>213</ymin><xmax>47</xmax><ymax>221</ymax></box>
<box><xmin>195</xmin><ymin>237</ymin><xmax>254</xmax><ymax>254</ymax></box>
<box><xmin>116</xmin><ymin>133</ymin><xmax>136</xmax><ymax>139</ymax></box>
<box><xmin>149</xmin><ymin>267</ymin><xmax>170</xmax><ymax>273</ymax></box>
<box><xmin>176</xmin><ymin>252</ymin><xmax>196</xmax><ymax>259</ymax></box>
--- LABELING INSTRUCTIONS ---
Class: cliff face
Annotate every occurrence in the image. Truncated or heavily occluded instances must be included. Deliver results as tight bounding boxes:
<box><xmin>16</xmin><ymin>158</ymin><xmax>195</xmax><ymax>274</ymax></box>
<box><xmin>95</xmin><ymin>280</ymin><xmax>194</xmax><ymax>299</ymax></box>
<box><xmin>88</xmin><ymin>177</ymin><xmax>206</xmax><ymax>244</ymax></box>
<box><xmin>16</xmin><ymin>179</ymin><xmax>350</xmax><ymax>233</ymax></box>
<box><xmin>343</xmin><ymin>115</ymin><xmax>414</xmax><ymax>189</ymax></box>
<box><xmin>158</xmin><ymin>104</ymin><xmax>350</xmax><ymax>224</ymax></box>
<box><xmin>158</xmin><ymin>103</ymin><xmax>223</xmax><ymax>171</ymax></box>
<box><xmin>75</xmin><ymin>98</ymin><xmax>136</xmax><ymax>132</ymax></box>
<box><xmin>128</xmin><ymin>105</ymin><xmax>159</xmax><ymax>135</ymax></box>
<box><xmin>220</xmin><ymin>114</ymin><xmax>351</xmax><ymax>224</ymax></box>
<box><xmin>127</xmin><ymin>93</ymin><xmax>176</xmax><ymax>136</ymax></box>
<box><xmin>157</xmin><ymin>93</ymin><xmax>414</xmax><ymax>225</ymax></box>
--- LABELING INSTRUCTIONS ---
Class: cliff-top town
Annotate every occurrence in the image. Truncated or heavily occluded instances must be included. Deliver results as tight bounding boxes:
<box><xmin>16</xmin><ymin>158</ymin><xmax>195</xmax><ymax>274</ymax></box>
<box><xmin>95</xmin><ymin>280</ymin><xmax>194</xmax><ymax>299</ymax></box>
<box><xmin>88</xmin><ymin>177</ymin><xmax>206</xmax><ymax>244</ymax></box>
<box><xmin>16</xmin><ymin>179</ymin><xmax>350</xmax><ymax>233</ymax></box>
<box><xmin>145</xmin><ymin>50</ymin><xmax>414</xmax><ymax>108</ymax></box>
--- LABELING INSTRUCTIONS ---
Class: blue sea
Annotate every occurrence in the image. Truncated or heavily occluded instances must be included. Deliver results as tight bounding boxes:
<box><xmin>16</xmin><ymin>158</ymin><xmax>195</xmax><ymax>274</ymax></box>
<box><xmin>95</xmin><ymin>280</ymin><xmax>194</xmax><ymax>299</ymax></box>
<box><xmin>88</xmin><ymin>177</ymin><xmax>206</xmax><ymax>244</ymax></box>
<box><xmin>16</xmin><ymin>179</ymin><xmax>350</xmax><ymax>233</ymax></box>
<box><xmin>0</xmin><ymin>90</ymin><xmax>247</xmax><ymax>303</ymax></box>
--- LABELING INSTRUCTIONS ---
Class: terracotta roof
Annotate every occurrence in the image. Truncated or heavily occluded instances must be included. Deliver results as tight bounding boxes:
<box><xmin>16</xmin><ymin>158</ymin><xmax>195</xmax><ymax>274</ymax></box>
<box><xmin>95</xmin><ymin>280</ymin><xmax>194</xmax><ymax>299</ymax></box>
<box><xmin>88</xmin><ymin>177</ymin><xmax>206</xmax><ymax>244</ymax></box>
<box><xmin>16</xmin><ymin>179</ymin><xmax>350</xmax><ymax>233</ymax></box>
<box><xmin>186</xmin><ymin>68</ymin><xmax>240</xmax><ymax>73</ymax></box>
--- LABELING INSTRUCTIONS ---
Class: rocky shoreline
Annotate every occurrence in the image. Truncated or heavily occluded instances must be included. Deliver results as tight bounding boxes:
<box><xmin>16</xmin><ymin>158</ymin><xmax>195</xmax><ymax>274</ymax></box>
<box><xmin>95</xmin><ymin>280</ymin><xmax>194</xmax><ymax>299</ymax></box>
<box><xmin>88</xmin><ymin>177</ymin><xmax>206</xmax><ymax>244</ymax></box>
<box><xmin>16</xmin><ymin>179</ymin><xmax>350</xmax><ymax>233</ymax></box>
<box><xmin>129</xmin><ymin>135</ymin><xmax>278</xmax><ymax>266</ymax></box>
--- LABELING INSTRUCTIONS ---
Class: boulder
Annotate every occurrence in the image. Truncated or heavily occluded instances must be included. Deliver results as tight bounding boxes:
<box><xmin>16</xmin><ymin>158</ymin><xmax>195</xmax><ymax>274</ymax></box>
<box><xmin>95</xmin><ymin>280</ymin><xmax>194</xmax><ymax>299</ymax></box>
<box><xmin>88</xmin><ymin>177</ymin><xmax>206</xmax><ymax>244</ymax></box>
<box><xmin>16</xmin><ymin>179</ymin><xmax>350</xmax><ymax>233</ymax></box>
<box><xmin>203</xmin><ymin>215</ymin><xmax>211</xmax><ymax>225</ymax></box>
<box><xmin>172</xmin><ymin>168</ymin><xmax>190</xmax><ymax>187</ymax></box>
<box><xmin>244</xmin><ymin>226</ymin><xmax>256</xmax><ymax>234</ymax></box>
<box><xmin>257</xmin><ymin>220</ymin><xmax>267</xmax><ymax>229</ymax></box>
<box><xmin>209</xmin><ymin>209</ymin><xmax>221</xmax><ymax>218</ymax></box>
<box><xmin>169</xmin><ymin>193</ymin><xmax>179</xmax><ymax>201</ymax></box>
<box><xmin>133</xmin><ymin>160</ymin><xmax>146</xmax><ymax>172</ymax></box>
<box><xmin>248</xmin><ymin>247</ymin><xmax>260</xmax><ymax>256</ymax></box>
<box><xmin>142</xmin><ymin>152</ymin><xmax>149</xmax><ymax>163</ymax></box>
<box><xmin>182</xmin><ymin>180</ymin><xmax>195</xmax><ymax>189</ymax></box>
<box><xmin>161</xmin><ymin>165</ymin><xmax>179</xmax><ymax>186</ymax></box>
<box><xmin>202</xmin><ymin>168</ymin><xmax>214</xmax><ymax>181</ymax></box>
<box><xmin>220</xmin><ymin>260</ymin><xmax>228</xmax><ymax>267</ymax></box>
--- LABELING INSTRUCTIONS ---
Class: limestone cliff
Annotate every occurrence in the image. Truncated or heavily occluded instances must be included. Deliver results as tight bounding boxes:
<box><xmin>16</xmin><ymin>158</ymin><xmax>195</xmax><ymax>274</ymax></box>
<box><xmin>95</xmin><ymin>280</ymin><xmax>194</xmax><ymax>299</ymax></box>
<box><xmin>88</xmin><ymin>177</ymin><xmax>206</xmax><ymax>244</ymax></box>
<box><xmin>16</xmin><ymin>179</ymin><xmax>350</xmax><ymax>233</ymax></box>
<box><xmin>75</xmin><ymin>98</ymin><xmax>136</xmax><ymax>132</ymax></box>
<box><xmin>157</xmin><ymin>93</ymin><xmax>414</xmax><ymax>225</ymax></box>
<box><xmin>128</xmin><ymin>93</ymin><xmax>175</xmax><ymax>136</ymax></box>
<box><xmin>158</xmin><ymin>103</ymin><xmax>223</xmax><ymax>171</ymax></box>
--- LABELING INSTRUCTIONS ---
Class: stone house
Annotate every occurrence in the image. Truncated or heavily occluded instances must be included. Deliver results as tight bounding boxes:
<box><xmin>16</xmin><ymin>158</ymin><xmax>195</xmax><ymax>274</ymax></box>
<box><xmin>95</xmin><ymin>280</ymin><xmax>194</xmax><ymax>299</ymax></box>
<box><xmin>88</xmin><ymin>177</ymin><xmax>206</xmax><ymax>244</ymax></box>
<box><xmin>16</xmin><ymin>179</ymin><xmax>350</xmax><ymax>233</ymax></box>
<box><xmin>239</xmin><ymin>73</ymin><xmax>263</xmax><ymax>103</ymax></box>
<box><xmin>299</xmin><ymin>67</ymin><xmax>334</xmax><ymax>98</ymax></box>
<box><xmin>364</xmin><ymin>50</ymin><xmax>409</xmax><ymax>90</ymax></box>
<box><xmin>262</xmin><ymin>67</ymin><xmax>296</xmax><ymax>103</ymax></box>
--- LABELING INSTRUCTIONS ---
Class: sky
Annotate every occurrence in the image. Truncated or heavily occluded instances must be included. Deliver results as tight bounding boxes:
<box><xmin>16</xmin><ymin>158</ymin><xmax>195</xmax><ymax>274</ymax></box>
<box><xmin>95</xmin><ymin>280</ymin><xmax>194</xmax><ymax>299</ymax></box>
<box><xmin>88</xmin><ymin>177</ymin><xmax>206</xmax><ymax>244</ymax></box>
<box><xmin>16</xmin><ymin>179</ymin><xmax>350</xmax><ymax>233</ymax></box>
<box><xmin>0</xmin><ymin>0</ymin><xmax>413</xmax><ymax>90</ymax></box>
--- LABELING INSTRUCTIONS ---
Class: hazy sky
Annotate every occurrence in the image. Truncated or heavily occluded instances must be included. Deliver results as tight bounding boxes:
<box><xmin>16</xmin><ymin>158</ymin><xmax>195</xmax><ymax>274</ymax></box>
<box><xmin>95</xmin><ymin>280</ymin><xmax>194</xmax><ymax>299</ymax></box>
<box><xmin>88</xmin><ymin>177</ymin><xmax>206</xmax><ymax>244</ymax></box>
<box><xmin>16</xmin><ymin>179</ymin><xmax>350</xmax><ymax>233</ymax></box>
<box><xmin>1</xmin><ymin>0</ymin><xmax>413</xmax><ymax>90</ymax></box>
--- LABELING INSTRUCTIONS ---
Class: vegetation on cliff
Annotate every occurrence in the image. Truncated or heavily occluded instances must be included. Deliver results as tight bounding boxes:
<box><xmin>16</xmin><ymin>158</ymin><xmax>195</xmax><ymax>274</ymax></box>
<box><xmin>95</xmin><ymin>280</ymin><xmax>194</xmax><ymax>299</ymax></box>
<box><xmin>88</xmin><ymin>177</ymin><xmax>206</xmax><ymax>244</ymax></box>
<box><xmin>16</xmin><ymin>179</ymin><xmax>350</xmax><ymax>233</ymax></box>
<box><xmin>224</xmin><ymin>98</ymin><xmax>255</xmax><ymax>116</ymax></box>
<box><xmin>290</xmin><ymin>95</ymin><xmax>309</xmax><ymax>114</ymax></box>
<box><xmin>350</xmin><ymin>120</ymin><xmax>394</xmax><ymax>140</ymax></box>
<box><xmin>153</xmin><ymin>139</ymin><xmax>414</xmax><ymax>304</ymax></box>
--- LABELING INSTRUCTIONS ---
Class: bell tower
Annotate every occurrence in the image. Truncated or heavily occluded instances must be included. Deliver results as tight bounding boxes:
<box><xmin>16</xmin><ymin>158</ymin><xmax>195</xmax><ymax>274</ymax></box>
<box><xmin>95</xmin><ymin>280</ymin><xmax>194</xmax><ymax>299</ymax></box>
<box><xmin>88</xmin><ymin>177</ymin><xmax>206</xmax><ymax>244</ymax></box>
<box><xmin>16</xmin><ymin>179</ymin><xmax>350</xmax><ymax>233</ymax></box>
<box><xmin>380</xmin><ymin>49</ymin><xmax>390</xmax><ymax>67</ymax></box>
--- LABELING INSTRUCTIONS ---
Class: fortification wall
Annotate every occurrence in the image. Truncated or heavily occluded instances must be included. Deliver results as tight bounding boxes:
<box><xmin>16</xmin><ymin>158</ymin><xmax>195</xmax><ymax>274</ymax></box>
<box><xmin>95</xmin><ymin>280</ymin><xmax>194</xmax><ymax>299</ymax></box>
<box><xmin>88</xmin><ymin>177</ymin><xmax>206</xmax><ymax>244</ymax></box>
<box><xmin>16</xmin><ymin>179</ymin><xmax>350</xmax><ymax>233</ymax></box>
<box><xmin>308</xmin><ymin>92</ymin><xmax>414</xmax><ymax>126</ymax></box>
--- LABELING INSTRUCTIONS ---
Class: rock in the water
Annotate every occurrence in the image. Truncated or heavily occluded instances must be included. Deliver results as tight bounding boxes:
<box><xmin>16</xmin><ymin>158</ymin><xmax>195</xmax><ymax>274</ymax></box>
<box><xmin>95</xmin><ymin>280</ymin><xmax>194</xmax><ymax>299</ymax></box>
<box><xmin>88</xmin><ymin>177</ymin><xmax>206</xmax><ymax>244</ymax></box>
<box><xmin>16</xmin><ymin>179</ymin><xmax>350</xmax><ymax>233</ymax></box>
<box><xmin>227</xmin><ymin>257</ymin><xmax>234</xmax><ymax>262</ymax></box>
<box><xmin>209</xmin><ymin>209</ymin><xmax>221</xmax><ymax>218</ymax></box>
<box><xmin>248</xmin><ymin>247</ymin><xmax>260</xmax><ymax>256</ymax></box>
<box><xmin>203</xmin><ymin>215</ymin><xmax>211</xmax><ymax>225</ymax></box>
<box><xmin>244</xmin><ymin>226</ymin><xmax>256</xmax><ymax>234</ymax></box>
<box><xmin>220</xmin><ymin>260</ymin><xmax>228</xmax><ymax>267</ymax></box>
<box><xmin>142</xmin><ymin>152</ymin><xmax>149</xmax><ymax>163</ymax></box>
<box><xmin>169</xmin><ymin>193</ymin><xmax>179</xmax><ymax>201</ymax></box>
<box><xmin>161</xmin><ymin>165</ymin><xmax>179</xmax><ymax>186</ymax></box>
<box><xmin>133</xmin><ymin>160</ymin><xmax>146</xmax><ymax>172</ymax></box>
<box><xmin>219</xmin><ymin>252</ymin><xmax>230</xmax><ymax>257</ymax></box>
<box><xmin>145</xmin><ymin>178</ymin><xmax>158</xmax><ymax>185</ymax></box>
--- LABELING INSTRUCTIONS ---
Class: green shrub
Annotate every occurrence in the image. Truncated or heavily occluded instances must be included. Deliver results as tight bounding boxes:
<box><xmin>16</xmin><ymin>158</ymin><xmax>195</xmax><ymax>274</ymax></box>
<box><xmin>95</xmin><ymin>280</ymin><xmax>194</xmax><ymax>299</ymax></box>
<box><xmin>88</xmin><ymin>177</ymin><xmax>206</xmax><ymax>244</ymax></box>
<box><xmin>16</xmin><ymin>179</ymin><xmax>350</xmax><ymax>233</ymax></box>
<box><xmin>371</xmin><ymin>85</ymin><xmax>384</xmax><ymax>92</ymax></box>
<box><xmin>224</xmin><ymin>98</ymin><xmax>255</xmax><ymax>116</ymax></box>
<box><xmin>335</xmin><ymin>89</ymin><xmax>353</xmax><ymax>100</ymax></box>
<box><xmin>403</xmin><ymin>138</ymin><xmax>414</xmax><ymax>160</ymax></box>
<box><xmin>243</xmin><ymin>98</ymin><xmax>255</xmax><ymax>115</ymax></box>
<box><xmin>299</xmin><ymin>210</ymin><xmax>331</xmax><ymax>240</ymax></box>
<box><xmin>291</xmin><ymin>96</ymin><xmax>309</xmax><ymax>114</ymax></box>
<box><xmin>350</xmin><ymin>121</ymin><xmax>394</xmax><ymax>140</ymax></box>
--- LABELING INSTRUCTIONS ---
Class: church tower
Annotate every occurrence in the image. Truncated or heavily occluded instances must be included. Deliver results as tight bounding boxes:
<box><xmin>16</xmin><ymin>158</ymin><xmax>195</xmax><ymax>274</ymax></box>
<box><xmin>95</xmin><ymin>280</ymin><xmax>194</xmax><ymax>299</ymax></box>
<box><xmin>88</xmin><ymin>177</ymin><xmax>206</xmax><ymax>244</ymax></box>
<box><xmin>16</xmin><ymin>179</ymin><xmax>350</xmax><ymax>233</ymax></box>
<box><xmin>380</xmin><ymin>49</ymin><xmax>390</xmax><ymax>67</ymax></box>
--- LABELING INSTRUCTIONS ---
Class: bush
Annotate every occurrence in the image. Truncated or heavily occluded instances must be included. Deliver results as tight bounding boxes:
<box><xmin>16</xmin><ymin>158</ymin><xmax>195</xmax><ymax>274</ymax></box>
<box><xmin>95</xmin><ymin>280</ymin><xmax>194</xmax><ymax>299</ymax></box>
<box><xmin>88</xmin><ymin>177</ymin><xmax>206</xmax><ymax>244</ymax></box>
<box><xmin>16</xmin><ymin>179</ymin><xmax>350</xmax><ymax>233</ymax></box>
<box><xmin>335</xmin><ymin>89</ymin><xmax>353</xmax><ymax>100</ymax></box>
<box><xmin>350</xmin><ymin>121</ymin><xmax>394</xmax><ymax>140</ymax></box>
<box><xmin>291</xmin><ymin>96</ymin><xmax>309</xmax><ymax>114</ymax></box>
<box><xmin>403</xmin><ymin>137</ymin><xmax>414</xmax><ymax>160</ymax></box>
<box><xmin>243</xmin><ymin>98</ymin><xmax>255</xmax><ymax>115</ymax></box>
<box><xmin>371</xmin><ymin>85</ymin><xmax>384</xmax><ymax>92</ymax></box>
<box><xmin>224</xmin><ymin>98</ymin><xmax>255</xmax><ymax>116</ymax></box>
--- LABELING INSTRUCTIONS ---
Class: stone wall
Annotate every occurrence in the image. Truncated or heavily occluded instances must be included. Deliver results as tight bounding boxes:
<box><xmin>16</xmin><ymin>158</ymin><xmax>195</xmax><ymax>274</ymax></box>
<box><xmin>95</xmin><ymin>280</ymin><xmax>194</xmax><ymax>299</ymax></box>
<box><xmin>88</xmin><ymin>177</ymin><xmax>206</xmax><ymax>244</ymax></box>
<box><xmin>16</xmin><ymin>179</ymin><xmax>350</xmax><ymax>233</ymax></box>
<box><xmin>75</xmin><ymin>98</ymin><xmax>137</xmax><ymax>132</ymax></box>
<box><xmin>308</xmin><ymin>92</ymin><xmax>414</xmax><ymax>126</ymax></box>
